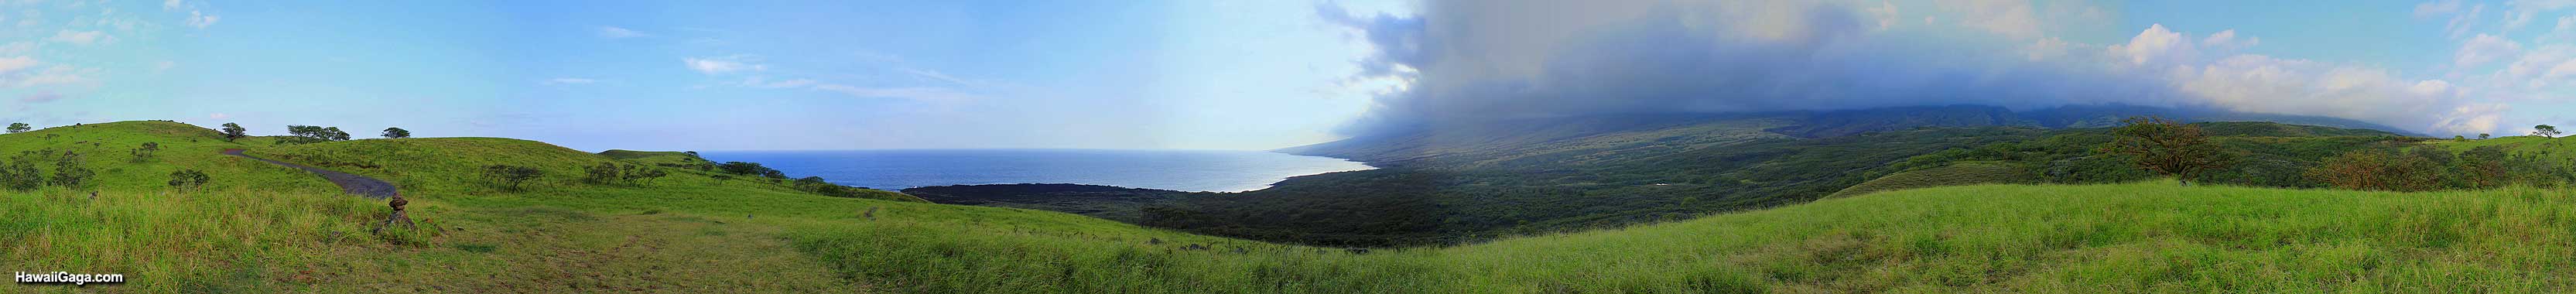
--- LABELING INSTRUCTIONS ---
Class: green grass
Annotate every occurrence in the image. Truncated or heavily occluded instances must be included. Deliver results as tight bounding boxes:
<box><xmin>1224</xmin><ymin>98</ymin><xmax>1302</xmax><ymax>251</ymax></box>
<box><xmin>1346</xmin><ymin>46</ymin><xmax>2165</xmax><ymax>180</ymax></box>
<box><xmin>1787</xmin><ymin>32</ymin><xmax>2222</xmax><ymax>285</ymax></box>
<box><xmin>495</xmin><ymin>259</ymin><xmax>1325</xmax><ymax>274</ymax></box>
<box><xmin>17</xmin><ymin>121</ymin><xmax>2576</xmax><ymax>292</ymax></box>
<box><xmin>1826</xmin><ymin>161</ymin><xmax>2031</xmax><ymax>198</ymax></box>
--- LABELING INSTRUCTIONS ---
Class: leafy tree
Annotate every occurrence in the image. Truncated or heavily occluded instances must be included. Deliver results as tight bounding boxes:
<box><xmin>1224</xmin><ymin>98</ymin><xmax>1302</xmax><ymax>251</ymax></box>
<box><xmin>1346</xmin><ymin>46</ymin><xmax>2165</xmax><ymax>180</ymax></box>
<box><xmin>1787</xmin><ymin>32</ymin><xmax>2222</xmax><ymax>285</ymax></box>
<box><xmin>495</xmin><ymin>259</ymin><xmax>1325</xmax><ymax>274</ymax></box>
<box><xmin>2455</xmin><ymin>135</ymin><xmax>2467</xmax><ymax>141</ymax></box>
<box><xmin>2538</xmin><ymin>125</ymin><xmax>2563</xmax><ymax>138</ymax></box>
<box><xmin>5</xmin><ymin>122</ymin><xmax>26</xmax><ymax>133</ymax></box>
<box><xmin>50</xmin><ymin>151</ymin><xmax>91</xmax><ymax>188</ymax></box>
<box><xmin>717</xmin><ymin>161</ymin><xmax>781</xmax><ymax>177</ymax></box>
<box><xmin>381</xmin><ymin>127</ymin><xmax>411</xmax><ymax>138</ymax></box>
<box><xmin>2479</xmin><ymin>133</ymin><xmax>2492</xmax><ymax>140</ymax></box>
<box><xmin>167</xmin><ymin>169</ymin><xmax>210</xmax><ymax>192</ymax></box>
<box><xmin>2099</xmin><ymin>116</ymin><xmax>2232</xmax><ymax>185</ymax></box>
<box><xmin>322</xmin><ymin>127</ymin><xmax>351</xmax><ymax>141</ymax></box>
<box><xmin>481</xmin><ymin>165</ymin><xmax>544</xmax><ymax>190</ymax></box>
<box><xmin>2452</xmin><ymin>146</ymin><xmax>2512</xmax><ymax>189</ymax></box>
<box><xmin>220</xmin><ymin>123</ymin><xmax>248</xmax><ymax>142</ymax></box>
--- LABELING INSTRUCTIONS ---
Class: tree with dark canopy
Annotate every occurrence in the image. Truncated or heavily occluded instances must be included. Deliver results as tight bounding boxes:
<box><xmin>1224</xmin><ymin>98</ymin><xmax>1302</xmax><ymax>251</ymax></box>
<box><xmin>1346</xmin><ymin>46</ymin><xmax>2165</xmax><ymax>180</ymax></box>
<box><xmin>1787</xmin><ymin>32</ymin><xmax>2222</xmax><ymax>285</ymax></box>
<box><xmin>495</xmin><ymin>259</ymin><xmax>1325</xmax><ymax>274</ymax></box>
<box><xmin>5</xmin><ymin>123</ymin><xmax>26</xmax><ymax>133</ymax></box>
<box><xmin>381</xmin><ymin>127</ymin><xmax>411</xmax><ymax>138</ymax></box>
<box><xmin>2099</xmin><ymin>116</ymin><xmax>2231</xmax><ymax>185</ymax></box>
<box><xmin>220</xmin><ymin>123</ymin><xmax>248</xmax><ymax>142</ymax></box>
<box><xmin>2537</xmin><ymin>125</ymin><xmax>2562</xmax><ymax>138</ymax></box>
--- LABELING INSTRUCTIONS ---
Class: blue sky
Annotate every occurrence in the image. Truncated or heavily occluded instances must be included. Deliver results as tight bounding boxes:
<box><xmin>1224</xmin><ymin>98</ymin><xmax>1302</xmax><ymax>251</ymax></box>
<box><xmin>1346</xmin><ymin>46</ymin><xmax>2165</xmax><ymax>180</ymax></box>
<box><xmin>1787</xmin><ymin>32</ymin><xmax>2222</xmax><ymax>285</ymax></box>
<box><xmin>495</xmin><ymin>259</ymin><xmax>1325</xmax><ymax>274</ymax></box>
<box><xmin>2</xmin><ymin>0</ymin><xmax>2571</xmax><ymax>151</ymax></box>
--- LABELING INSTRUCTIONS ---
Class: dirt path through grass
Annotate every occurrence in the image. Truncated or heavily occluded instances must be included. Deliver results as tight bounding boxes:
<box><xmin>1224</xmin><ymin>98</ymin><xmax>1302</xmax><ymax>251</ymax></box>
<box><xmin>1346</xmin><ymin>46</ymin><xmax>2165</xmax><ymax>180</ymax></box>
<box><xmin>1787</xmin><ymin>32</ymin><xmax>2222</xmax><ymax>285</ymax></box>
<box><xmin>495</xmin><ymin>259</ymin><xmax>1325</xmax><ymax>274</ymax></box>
<box><xmin>223</xmin><ymin>148</ymin><xmax>398</xmax><ymax>199</ymax></box>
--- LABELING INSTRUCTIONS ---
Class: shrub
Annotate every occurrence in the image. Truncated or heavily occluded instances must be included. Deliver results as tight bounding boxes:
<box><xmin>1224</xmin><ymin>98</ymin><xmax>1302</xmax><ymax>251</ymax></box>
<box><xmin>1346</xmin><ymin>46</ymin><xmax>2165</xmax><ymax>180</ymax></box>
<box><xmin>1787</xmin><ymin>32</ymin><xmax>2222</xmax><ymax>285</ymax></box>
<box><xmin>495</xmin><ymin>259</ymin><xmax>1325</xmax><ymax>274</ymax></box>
<box><xmin>0</xmin><ymin>152</ymin><xmax>41</xmax><ymax>190</ymax></box>
<box><xmin>130</xmin><ymin>142</ymin><xmax>159</xmax><ymax>162</ymax></box>
<box><xmin>2306</xmin><ymin>149</ymin><xmax>2442</xmax><ymax>191</ymax></box>
<box><xmin>167</xmin><ymin>169</ymin><xmax>210</xmax><ymax>192</ymax></box>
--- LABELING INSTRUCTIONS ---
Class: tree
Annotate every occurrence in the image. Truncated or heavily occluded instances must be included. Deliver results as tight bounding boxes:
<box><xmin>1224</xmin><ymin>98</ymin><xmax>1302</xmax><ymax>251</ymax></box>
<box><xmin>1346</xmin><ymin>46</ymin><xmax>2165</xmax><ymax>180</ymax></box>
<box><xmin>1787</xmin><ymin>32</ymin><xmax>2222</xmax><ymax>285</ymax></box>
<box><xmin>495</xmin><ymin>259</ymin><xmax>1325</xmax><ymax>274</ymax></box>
<box><xmin>381</xmin><ymin>127</ymin><xmax>411</xmax><ymax>138</ymax></box>
<box><xmin>50</xmin><ymin>151</ymin><xmax>91</xmax><ymax>188</ymax></box>
<box><xmin>321</xmin><ymin>127</ymin><xmax>351</xmax><ymax>141</ymax></box>
<box><xmin>794</xmin><ymin>176</ymin><xmax>829</xmax><ymax>189</ymax></box>
<box><xmin>5</xmin><ymin>123</ymin><xmax>26</xmax><ymax>133</ymax></box>
<box><xmin>2479</xmin><ymin>133</ymin><xmax>2492</xmax><ymax>140</ymax></box>
<box><xmin>2099</xmin><ymin>116</ymin><xmax>2231</xmax><ymax>185</ymax></box>
<box><xmin>2455</xmin><ymin>135</ymin><xmax>2468</xmax><ymax>141</ymax></box>
<box><xmin>481</xmin><ymin>165</ymin><xmax>544</xmax><ymax>190</ymax></box>
<box><xmin>167</xmin><ymin>169</ymin><xmax>210</xmax><ymax>192</ymax></box>
<box><xmin>2307</xmin><ymin>149</ymin><xmax>2444</xmax><ymax>191</ymax></box>
<box><xmin>717</xmin><ymin>161</ymin><xmax>779</xmax><ymax>176</ymax></box>
<box><xmin>0</xmin><ymin>152</ymin><xmax>40</xmax><ymax>190</ymax></box>
<box><xmin>221</xmin><ymin>123</ymin><xmax>248</xmax><ymax>142</ymax></box>
<box><xmin>2538</xmin><ymin>125</ymin><xmax>2563</xmax><ymax>138</ymax></box>
<box><xmin>130</xmin><ymin>142</ymin><xmax>159</xmax><ymax>163</ymax></box>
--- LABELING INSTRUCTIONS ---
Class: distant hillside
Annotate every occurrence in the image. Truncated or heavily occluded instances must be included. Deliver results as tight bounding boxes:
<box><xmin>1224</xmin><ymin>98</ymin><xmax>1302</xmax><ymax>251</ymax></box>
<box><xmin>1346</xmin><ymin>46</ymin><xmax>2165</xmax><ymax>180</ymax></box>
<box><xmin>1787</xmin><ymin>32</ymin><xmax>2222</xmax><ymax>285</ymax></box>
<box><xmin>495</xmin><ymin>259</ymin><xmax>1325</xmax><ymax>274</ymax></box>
<box><xmin>903</xmin><ymin>183</ymin><xmax>1201</xmax><ymax>222</ymax></box>
<box><xmin>1284</xmin><ymin>104</ymin><xmax>2417</xmax><ymax>165</ymax></box>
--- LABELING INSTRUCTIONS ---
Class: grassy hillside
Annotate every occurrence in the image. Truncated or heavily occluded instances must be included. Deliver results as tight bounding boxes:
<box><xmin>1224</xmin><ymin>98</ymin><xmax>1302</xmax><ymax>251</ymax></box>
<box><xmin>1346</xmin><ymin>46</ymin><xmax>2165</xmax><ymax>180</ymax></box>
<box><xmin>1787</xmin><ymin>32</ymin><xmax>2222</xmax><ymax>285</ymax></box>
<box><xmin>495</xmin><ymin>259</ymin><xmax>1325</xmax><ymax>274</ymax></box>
<box><xmin>14</xmin><ymin>121</ymin><xmax>2576</xmax><ymax>292</ymax></box>
<box><xmin>1825</xmin><ymin>161</ymin><xmax>2030</xmax><ymax>198</ymax></box>
<box><xmin>804</xmin><ymin>181</ymin><xmax>2576</xmax><ymax>293</ymax></box>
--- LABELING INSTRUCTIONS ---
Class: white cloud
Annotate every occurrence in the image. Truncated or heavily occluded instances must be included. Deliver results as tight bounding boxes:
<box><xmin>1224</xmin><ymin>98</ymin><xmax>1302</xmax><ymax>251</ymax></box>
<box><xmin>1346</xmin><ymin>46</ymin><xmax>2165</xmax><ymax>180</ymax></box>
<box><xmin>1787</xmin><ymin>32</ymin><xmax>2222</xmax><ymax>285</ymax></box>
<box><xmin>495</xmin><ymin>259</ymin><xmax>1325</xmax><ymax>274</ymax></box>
<box><xmin>2457</xmin><ymin>34</ymin><xmax>2525</xmax><ymax>67</ymax></box>
<box><xmin>2417</xmin><ymin>0</ymin><xmax>2464</xmax><ymax>18</ymax></box>
<box><xmin>597</xmin><ymin>26</ymin><xmax>649</xmax><ymax>39</ymax></box>
<box><xmin>2446</xmin><ymin>4</ymin><xmax>2486</xmax><ymax>39</ymax></box>
<box><xmin>1944</xmin><ymin>0</ymin><xmax>2043</xmax><ymax>39</ymax></box>
<box><xmin>162</xmin><ymin>0</ymin><xmax>182</xmax><ymax>10</ymax></box>
<box><xmin>812</xmin><ymin>84</ymin><xmax>974</xmax><ymax>103</ymax></box>
<box><xmin>0</xmin><ymin>56</ymin><xmax>35</xmax><ymax>74</ymax></box>
<box><xmin>48</xmin><ymin>30</ymin><xmax>110</xmax><ymax>46</ymax></box>
<box><xmin>1867</xmin><ymin>2</ymin><xmax>1900</xmax><ymax>30</ymax></box>
<box><xmin>682</xmin><ymin>56</ymin><xmax>764</xmax><ymax>74</ymax></box>
<box><xmin>185</xmin><ymin>10</ymin><xmax>217</xmax><ymax>29</ymax></box>
<box><xmin>2110</xmin><ymin>24</ymin><xmax>2194</xmax><ymax>65</ymax></box>
<box><xmin>2200</xmin><ymin>29</ymin><xmax>2259</xmax><ymax>50</ymax></box>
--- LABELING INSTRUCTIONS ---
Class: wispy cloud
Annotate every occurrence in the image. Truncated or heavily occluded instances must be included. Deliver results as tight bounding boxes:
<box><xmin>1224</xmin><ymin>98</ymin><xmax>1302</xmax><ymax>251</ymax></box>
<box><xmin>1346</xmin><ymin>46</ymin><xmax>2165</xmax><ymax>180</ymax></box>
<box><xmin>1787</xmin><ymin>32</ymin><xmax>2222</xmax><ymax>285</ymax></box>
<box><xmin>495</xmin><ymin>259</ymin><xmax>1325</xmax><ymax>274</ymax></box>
<box><xmin>186</xmin><ymin>10</ymin><xmax>218</xmax><ymax>29</ymax></box>
<box><xmin>597</xmin><ymin>26</ymin><xmax>649</xmax><ymax>39</ymax></box>
<box><xmin>18</xmin><ymin>91</ymin><xmax>63</xmax><ymax>104</ymax></box>
<box><xmin>682</xmin><ymin>56</ymin><xmax>763</xmax><ymax>74</ymax></box>
<box><xmin>48</xmin><ymin>30</ymin><xmax>111</xmax><ymax>46</ymax></box>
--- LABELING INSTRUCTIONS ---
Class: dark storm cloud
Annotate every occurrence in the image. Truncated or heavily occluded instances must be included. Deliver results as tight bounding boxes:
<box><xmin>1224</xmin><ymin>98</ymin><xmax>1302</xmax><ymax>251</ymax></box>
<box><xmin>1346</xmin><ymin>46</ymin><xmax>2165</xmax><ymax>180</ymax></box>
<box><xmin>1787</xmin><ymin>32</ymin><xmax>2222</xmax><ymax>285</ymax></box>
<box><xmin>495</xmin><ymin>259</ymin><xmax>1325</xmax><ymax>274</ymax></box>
<box><xmin>1316</xmin><ymin>1</ymin><xmax>2491</xmax><ymax>136</ymax></box>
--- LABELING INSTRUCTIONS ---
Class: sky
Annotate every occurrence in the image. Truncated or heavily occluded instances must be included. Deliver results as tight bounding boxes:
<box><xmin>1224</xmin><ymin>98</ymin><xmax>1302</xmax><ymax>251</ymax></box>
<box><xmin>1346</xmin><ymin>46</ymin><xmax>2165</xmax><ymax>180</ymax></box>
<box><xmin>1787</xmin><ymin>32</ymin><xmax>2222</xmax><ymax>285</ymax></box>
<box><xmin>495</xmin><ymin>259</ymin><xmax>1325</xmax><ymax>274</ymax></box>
<box><xmin>2</xmin><ymin>1</ymin><xmax>2571</xmax><ymax>152</ymax></box>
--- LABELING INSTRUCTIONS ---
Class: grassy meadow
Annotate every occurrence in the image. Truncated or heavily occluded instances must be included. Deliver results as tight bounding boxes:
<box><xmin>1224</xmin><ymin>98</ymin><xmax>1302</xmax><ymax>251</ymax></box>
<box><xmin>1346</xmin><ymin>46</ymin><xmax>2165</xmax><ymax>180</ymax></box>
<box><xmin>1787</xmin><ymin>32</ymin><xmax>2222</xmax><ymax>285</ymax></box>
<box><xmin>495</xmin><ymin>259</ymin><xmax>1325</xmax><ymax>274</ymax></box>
<box><xmin>11</xmin><ymin>121</ymin><xmax>2576</xmax><ymax>292</ymax></box>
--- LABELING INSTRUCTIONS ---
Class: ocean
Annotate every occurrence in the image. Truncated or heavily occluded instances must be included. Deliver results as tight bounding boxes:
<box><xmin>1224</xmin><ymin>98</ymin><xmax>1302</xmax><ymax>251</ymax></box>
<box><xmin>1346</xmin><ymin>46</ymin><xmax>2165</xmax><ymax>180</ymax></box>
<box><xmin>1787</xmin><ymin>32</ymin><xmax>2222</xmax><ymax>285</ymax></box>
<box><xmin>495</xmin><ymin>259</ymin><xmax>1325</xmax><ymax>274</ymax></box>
<box><xmin>696</xmin><ymin>149</ymin><xmax>1374</xmax><ymax>193</ymax></box>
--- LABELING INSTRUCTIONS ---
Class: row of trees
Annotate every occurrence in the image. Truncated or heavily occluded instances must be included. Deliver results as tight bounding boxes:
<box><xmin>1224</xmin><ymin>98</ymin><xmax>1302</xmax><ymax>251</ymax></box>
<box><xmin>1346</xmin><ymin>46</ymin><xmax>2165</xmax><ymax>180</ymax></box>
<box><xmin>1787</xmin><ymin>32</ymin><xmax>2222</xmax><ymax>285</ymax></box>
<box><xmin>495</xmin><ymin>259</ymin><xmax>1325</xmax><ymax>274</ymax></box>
<box><xmin>210</xmin><ymin>122</ymin><xmax>409</xmax><ymax>142</ymax></box>
<box><xmin>583</xmin><ymin>162</ymin><xmax>669</xmax><ymax>185</ymax></box>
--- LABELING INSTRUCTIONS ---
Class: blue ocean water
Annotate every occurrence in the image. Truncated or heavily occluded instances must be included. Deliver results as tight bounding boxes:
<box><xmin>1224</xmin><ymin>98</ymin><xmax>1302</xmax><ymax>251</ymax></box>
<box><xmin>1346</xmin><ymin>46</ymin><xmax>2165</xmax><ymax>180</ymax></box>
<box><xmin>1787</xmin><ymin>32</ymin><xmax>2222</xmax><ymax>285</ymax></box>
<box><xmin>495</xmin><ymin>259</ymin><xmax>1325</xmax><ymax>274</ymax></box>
<box><xmin>696</xmin><ymin>149</ymin><xmax>1374</xmax><ymax>192</ymax></box>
